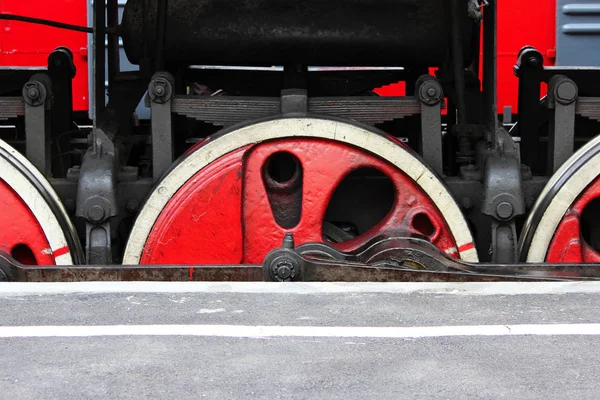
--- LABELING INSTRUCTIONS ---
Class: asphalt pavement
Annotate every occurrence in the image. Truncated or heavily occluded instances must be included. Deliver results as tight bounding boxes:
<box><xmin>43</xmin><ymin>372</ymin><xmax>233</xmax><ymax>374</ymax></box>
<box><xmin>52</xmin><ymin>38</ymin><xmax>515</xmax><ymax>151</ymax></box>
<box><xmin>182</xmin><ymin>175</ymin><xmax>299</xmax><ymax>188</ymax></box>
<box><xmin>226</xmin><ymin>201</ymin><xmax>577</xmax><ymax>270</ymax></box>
<box><xmin>1</xmin><ymin>282</ymin><xmax>600</xmax><ymax>399</ymax></box>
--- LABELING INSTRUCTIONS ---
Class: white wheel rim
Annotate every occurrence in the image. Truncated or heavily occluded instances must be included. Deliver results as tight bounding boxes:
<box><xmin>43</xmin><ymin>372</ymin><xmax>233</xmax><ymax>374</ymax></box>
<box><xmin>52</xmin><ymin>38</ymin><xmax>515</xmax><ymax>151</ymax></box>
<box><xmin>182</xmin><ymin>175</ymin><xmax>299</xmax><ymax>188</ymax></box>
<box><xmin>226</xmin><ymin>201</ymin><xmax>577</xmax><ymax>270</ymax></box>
<box><xmin>124</xmin><ymin>117</ymin><xmax>478</xmax><ymax>264</ymax></box>
<box><xmin>519</xmin><ymin>134</ymin><xmax>600</xmax><ymax>262</ymax></box>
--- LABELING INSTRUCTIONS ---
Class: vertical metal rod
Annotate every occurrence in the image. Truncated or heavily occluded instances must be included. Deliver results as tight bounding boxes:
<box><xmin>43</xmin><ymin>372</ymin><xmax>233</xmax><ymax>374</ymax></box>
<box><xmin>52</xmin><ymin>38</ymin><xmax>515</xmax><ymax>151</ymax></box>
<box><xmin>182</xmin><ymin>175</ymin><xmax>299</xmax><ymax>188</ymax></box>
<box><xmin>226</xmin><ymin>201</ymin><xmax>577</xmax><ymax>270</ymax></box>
<box><xmin>450</xmin><ymin>0</ymin><xmax>467</xmax><ymax>124</ymax></box>
<box><xmin>107</xmin><ymin>0</ymin><xmax>120</xmax><ymax>94</ymax></box>
<box><xmin>548</xmin><ymin>76</ymin><xmax>577</xmax><ymax>174</ymax></box>
<box><xmin>154</xmin><ymin>0</ymin><xmax>169</xmax><ymax>71</ymax></box>
<box><xmin>140</xmin><ymin>0</ymin><xmax>151</xmax><ymax>75</ymax></box>
<box><xmin>151</xmin><ymin>98</ymin><xmax>173</xmax><ymax>181</ymax></box>
<box><xmin>548</xmin><ymin>102</ymin><xmax>576</xmax><ymax>173</ymax></box>
<box><xmin>420</xmin><ymin>99</ymin><xmax>444</xmax><ymax>176</ymax></box>
<box><xmin>24</xmin><ymin>96</ymin><xmax>50</xmax><ymax>176</ymax></box>
<box><xmin>445</xmin><ymin>103</ymin><xmax>458</xmax><ymax>175</ymax></box>
<box><xmin>48</xmin><ymin>49</ymin><xmax>75</xmax><ymax>177</ymax></box>
<box><xmin>149</xmin><ymin>73</ymin><xmax>175</xmax><ymax>181</ymax></box>
<box><xmin>93</xmin><ymin>0</ymin><xmax>107</xmax><ymax>130</ymax></box>
<box><xmin>283</xmin><ymin>65</ymin><xmax>308</xmax><ymax>89</ymax></box>
<box><xmin>515</xmin><ymin>48</ymin><xmax>544</xmax><ymax>173</ymax></box>
<box><xmin>482</xmin><ymin>0</ymin><xmax>498</xmax><ymax>140</ymax></box>
<box><xmin>471</xmin><ymin>24</ymin><xmax>481</xmax><ymax>78</ymax></box>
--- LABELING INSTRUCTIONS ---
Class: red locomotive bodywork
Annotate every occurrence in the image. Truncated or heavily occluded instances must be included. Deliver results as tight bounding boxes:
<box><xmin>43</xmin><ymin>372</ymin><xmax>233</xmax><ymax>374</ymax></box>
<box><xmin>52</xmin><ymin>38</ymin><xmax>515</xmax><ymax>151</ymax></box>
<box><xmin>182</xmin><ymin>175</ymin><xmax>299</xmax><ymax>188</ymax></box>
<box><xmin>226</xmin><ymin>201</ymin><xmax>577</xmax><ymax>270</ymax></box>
<box><xmin>378</xmin><ymin>1</ymin><xmax>558</xmax><ymax>113</ymax></box>
<box><xmin>0</xmin><ymin>0</ymin><xmax>557</xmax><ymax>113</ymax></box>
<box><xmin>0</xmin><ymin>0</ymin><xmax>89</xmax><ymax>110</ymax></box>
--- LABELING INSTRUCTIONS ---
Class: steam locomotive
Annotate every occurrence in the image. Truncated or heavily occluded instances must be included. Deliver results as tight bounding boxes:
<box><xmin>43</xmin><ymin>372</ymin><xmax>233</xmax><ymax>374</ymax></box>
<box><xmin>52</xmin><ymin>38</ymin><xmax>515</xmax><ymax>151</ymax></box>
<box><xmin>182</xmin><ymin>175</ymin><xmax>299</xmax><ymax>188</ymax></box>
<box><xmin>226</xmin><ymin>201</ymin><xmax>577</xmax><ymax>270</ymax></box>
<box><xmin>1</xmin><ymin>0</ymin><xmax>599</xmax><ymax>282</ymax></box>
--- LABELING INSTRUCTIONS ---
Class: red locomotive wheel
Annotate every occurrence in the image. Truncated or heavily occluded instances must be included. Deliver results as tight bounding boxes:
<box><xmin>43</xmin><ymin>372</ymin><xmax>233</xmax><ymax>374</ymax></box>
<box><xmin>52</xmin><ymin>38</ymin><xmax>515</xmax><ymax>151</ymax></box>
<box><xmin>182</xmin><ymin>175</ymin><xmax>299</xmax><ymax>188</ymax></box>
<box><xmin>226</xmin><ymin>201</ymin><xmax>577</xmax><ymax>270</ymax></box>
<box><xmin>0</xmin><ymin>140</ymin><xmax>83</xmax><ymax>265</ymax></box>
<box><xmin>0</xmin><ymin>179</ymin><xmax>57</xmax><ymax>265</ymax></box>
<box><xmin>124</xmin><ymin>117</ymin><xmax>478</xmax><ymax>265</ymax></box>
<box><xmin>546</xmin><ymin>177</ymin><xmax>600</xmax><ymax>262</ymax></box>
<box><xmin>520</xmin><ymin>135</ymin><xmax>600</xmax><ymax>263</ymax></box>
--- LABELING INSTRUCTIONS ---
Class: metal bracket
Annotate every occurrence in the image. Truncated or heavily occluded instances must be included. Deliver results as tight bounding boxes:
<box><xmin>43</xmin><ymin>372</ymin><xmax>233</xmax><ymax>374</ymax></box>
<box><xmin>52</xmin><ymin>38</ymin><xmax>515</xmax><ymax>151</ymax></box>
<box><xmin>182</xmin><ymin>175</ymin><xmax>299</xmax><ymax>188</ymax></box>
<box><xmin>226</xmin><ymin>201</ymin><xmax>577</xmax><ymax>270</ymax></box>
<box><xmin>514</xmin><ymin>46</ymin><xmax>545</xmax><ymax>173</ymax></box>
<box><xmin>23</xmin><ymin>73</ymin><xmax>53</xmax><ymax>177</ymax></box>
<box><xmin>481</xmin><ymin>129</ymin><xmax>525</xmax><ymax>263</ymax></box>
<box><xmin>547</xmin><ymin>75</ymin><xmax>578</xmax><ymax>173</ymax></box>
<box><xmin>85</xmin><ymin>222</ymin><xmax>112</xmax><ymax>266</ymax></box>
<box><xmin>416</xmin><ymin>75</ymin><xmax>444</xmax><ymax>176</ymax></box>
<box><xmin>149</xmin><ymin>72</ymin><xmax>175</xmax><ymax>181</ymax></box>
<box><xmin>47</xmin><ymin>47</ymin><xmax>76</xmax><ymax>178</ymax></box>
<box><xmin>76</xmin><ymin>129</ymin><xmax>118</xmax><ymax>264</ymax></box>
<box><xmin>281</xmin><ymin>89</ymin><xmax>308</xmax><ymax>114</ymax></box>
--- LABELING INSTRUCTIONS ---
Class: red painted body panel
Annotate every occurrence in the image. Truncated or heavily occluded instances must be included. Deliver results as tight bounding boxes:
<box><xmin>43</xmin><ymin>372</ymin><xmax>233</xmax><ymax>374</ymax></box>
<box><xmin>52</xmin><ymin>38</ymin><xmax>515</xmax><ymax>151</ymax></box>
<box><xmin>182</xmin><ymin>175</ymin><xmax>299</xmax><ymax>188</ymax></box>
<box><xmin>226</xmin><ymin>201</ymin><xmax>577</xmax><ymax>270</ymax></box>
<box><xmin>377</xmin><ymin>1</ymin><xmax>557</xmax><ymax>113</ymax></box>
<box><xmin>496</xmin><ymin>0</ymin><xmax>556</xmax><ymax>112</ymax></box>
<box><xmin>0</xmin><ymin>0</ymin><xmax>89</xmax><ymax>111</ymax></box>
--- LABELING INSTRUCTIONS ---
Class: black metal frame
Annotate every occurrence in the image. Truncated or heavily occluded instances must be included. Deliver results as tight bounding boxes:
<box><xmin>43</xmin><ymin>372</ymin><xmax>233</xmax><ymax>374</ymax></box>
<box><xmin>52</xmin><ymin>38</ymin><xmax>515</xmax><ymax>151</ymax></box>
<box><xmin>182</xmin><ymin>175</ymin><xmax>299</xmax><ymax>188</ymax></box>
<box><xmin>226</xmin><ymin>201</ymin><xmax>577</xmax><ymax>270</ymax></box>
<box><xmin>2</xmin><ymin>0</ymin><xmax>600</xmax><ymax>278</ymax></box>
<box><xmin>515</xmin><ymin>47</ymin><xmax>600</xmax><ymax>174</ymax></box>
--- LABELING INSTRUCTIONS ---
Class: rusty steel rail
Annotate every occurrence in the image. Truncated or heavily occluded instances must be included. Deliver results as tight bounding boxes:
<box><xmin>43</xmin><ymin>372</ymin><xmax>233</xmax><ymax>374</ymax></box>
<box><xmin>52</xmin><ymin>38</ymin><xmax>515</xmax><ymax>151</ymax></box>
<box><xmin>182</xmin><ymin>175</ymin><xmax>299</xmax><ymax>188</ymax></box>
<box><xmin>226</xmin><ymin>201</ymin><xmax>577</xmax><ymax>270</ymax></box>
<box><xmin>0</xmin><ymin>253</ymin><xmax>263</xmax><ymax>282</ymax></box>
<box><xmin>3</xmin><ymin>251</ymin><xmax>600</xmax><ymax>283</ymax></box>
<box><xmin>302</xmin><ymin>259</ymin><xmax>600</xmax><ymax>282</ymax></box>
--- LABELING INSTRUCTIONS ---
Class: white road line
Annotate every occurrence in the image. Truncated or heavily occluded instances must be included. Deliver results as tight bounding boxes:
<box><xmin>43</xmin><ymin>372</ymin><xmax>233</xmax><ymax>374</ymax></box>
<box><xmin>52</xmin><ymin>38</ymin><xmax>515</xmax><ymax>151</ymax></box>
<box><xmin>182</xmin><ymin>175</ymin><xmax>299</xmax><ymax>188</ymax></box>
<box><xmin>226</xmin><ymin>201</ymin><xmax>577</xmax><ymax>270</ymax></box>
<box><xmin>3</xmin><ymin>281</ymin><xmax>600</xmax><ymax>296</ymax></box>
<box><xmin>1</xmin><ymin>324</ymin><xmax>600</xmax><ymax>339</ymax></box>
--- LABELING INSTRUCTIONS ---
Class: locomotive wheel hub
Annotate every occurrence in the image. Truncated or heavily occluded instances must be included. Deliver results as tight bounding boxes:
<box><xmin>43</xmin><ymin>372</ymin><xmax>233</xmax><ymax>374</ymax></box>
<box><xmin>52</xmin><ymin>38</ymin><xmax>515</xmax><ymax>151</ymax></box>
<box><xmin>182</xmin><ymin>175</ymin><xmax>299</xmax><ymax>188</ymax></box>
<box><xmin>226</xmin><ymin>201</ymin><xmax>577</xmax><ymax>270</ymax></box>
<box><xmin>124</xmin><ymin>117</ymin><xmax>477</xmax><ymax>265</ymax></box>
<box><xmin>0</xmin><ymin>140</ymin><xmax>82</xmax><ymax>265</ymax></box>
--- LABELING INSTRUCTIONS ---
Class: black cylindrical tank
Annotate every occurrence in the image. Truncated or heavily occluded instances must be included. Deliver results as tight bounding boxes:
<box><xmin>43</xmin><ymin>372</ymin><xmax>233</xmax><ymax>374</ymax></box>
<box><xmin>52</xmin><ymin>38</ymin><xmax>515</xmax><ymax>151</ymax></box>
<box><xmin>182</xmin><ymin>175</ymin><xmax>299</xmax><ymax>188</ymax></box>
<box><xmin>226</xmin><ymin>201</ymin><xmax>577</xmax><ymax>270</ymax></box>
<box><xmin>121</xmin><ymin>0</ymin><xmax>475</xmax><ymax>67</ymax></box>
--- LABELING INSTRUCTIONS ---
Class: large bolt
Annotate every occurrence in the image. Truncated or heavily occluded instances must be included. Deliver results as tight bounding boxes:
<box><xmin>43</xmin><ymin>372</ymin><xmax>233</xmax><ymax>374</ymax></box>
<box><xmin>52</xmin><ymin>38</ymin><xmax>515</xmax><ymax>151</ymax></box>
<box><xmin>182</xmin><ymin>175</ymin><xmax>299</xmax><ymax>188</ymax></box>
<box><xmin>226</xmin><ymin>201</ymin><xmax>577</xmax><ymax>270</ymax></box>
<box><xmin>417</xmin><ymin>78</ymin><xmax>443</xmax><ymax>106</ymax></box>
<box><xmin>27</xmin><ymin>87</ymin><xmax>40</xmax><ymax>100</ymax></box>
<box><xmin>274</xmin><ymin>261</ymin><xmax>293</xmax><ymax>280</ymax></box>
<box><xmin>461</xmin><ymin>197</ymin><xmax>473</xmax><ymax>211</ymax></box>
<box><xmin>23</xmin><ymin>75</ymin><xmax>50</xmax><ymax>106</ymax></box>
<box><xmin>263</xmin><ymin>249</ymin><xmax>305</xmax><ymax>282</ymax></box>
<box><xmin>527</xmin><ymin>57</ymin><xmax>539</xmax><ymax>67</ymax></box>
<box><xmin>126</xmin><ymin>199</ymin><xmax>140</xmax><ymax>214</ymax></box>
<box><xmin>555</xmin><ymin>80</ymin><xmax>577</xmax><ymax>104</ymax></box>
<box><xmin>149</xmin><ymin>73</ymin><xmax>175</xmax><ymax>104</ymax></box>
<box><xmin>154</xmin><ymin>85</ymin><xmax>165</xmax><ymax>97</ymax></box>
<box><xmin>496</xmin><ymin>202</ymin><xmax>514</xmax><ymax>220</ymax></box>
<box><xmin>268</xmin><ymin>254</ymin><xmax>301</xmax><ymax>282</ymax></box>
<box><xmin>87</xmin><ymin>205</ymin><xmax>106</xmax><ymax>223</ymax></box>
